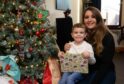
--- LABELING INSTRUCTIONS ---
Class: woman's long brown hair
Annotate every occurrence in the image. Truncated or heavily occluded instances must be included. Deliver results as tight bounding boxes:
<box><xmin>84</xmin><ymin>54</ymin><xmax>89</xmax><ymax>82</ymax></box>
<box><xmin>82</xmin><ymin>7</ymin><xmax>110</xmax><ymax>55</ymax></box>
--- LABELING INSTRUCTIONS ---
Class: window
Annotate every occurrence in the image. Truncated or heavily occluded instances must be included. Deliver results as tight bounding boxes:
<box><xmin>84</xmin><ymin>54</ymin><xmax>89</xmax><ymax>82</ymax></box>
<box><xmin>56</xmin><ymin>0</ymin><xmax>70</xmax><ymax>10</ymax></box>
<box><xmin>101</xmin><ymin>0</ymin><xmax>121</xmax><ymax>25</ymax></box>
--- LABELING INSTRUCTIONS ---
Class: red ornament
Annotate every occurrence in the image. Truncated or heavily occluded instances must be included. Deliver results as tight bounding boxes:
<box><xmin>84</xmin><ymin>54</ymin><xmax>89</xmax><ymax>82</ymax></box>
<box><xmin>8</xmin><ymin>80</ymin><xmax>14</xmax><ymax>84</ymax></box>
<box><xmin>28</xmin><ymin>47</ymin><xmax>33</xmax><ymax>53</ymax></box>
<box><xmin>19</xmin><ymin>29</ymin><xmax>24</xmax><ymax>36</ymax></box>
<box><xmin>15</xmin><ymin>40</ymin><xmax>20</xmax><ymax>45</ymax></box>
<box><xmin>19</xmin><ymin>77</ymin><xmax>38</xmax><ymax>84</ymax></box>
<box><xmin>40</xmin><ymin>28</ymin><xmax>45</xmax><ymax>33</ymax></box>
<box><xmin>35</xmin><ymin>31</ymin><xmax>40</xmax><ymax>37</ymax></box>
<box><xmin>38</xmin><ymin>13</ymin><xmax>42</xmax><ymax>19</ymax></box>
<box><xmin>5</xmin><ymin>64</ymin><xmax>11</xmax><ymax>71</ymax></box>
<box><xmin>32</xmin><ymin>1</ymin><xmax>37</xmax><ymax>6</ymax></box>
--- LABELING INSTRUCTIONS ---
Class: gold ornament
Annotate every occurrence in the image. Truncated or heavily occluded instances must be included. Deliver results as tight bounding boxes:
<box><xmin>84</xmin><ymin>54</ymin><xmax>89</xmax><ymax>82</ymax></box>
<box><xmin>10</xmin><ymin>25</ymin><xmax>14</xmax><ymax>28</ymax></box>
<box><xmin>15</xmin><ymin>27</ymin><xmax>19</xmax><ymax>32</ymax></box>
<box><xmin>25</xmin><ymin>66</ymin><xmax>28</xmax><ymax>69</ymax></box>
<box><xmin>31</xmin><ymin>65</ymin><xmax>34</xmax><ymax>68</ymax></box>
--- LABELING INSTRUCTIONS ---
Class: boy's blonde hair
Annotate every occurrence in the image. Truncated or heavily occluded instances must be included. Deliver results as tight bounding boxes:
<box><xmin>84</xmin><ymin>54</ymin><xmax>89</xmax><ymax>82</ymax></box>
<box><xmin>72</xmin><ymin>23</ymin><xmax>87</xmax><ymax>32</ymax></box>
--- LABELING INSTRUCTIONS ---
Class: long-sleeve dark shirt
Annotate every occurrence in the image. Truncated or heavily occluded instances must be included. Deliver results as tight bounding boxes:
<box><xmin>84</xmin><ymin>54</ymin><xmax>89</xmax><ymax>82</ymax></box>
<box><xmin>90</xmin><ymin>32</ymin><xmax>115</xmax><ymax>84</ymax></box>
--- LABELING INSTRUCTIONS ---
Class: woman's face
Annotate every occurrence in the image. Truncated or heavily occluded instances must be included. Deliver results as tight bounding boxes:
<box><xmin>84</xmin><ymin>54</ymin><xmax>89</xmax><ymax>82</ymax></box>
<box><xmin>84</xmin><ymin>10</ymin><xmax>97</xmax><ymax>29</ymax></box>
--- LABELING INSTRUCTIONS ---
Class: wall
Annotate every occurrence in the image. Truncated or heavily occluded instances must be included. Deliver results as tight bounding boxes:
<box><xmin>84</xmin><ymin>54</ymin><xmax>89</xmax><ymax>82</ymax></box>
<box><xmin>121</xmin><ymin>0</ymin><xmax>124</xmax><ymax>26</ymax></box>
<box><xmin>46</xmin><ymin>0</ymin><xmax>82</xmax><ymax>26</ymax></box>
<box><xmin>46</xmin><ymin>0</ymin><xmax>124</xmax><ymax>26</ymax></box>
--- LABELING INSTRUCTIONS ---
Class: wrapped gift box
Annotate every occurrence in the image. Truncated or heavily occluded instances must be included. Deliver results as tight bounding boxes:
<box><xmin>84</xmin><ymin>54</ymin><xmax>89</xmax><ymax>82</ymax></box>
<box><xmin>0</xmin><ymin>75</ymin><xmax>17</xmax><ymax>84</ymax></box>
<box><xmin>59</xmin><ymin>53</ymin><xmax>88</xmax><ymax>73</ymax></box>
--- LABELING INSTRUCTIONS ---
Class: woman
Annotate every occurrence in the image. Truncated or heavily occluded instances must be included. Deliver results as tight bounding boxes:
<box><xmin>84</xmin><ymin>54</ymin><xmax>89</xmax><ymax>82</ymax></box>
<box><xmin>64</xmin><ymin>6</ymin><xmax>116</xmax><ymax>84</ymax></box>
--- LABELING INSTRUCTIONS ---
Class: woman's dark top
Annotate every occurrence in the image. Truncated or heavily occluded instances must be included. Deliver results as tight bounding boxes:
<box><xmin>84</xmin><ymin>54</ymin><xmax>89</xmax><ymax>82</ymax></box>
<box><xmin>89</xmin><ymin>32</ymin><xmax>115</xmax><ymax>84</ymax></box>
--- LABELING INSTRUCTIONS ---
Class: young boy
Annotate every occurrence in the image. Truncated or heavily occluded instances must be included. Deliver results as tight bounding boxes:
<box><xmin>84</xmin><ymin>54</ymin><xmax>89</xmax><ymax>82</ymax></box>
<box><xmin>58</xmin><ymin>23</ymin><xmax>96</xmax><ymax>84</ymax></box>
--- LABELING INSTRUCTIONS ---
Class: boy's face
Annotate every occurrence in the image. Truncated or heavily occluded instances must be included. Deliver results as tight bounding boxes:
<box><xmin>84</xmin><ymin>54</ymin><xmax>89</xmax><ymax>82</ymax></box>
<box><xmin>71</xmin><ymin>27</ymin><xmax>87</xmax><ymax>43</ymax></box>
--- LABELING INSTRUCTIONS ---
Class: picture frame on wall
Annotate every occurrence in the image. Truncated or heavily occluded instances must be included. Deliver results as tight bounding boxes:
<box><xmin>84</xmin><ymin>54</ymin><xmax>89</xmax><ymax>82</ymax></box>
<box><xmin>56</xmin><ymin>0</ymin><xmax>70</xmax><ymax>10</ymax></box>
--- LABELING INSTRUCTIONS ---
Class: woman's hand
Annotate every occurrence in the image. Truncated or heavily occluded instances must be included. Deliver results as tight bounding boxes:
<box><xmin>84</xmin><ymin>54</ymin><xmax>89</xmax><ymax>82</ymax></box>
<box><xmin>64</xmin><ymin>43</ymin><xmax>71</xmax><ymax>51</ymax></box>
<box><xmin>82</xmin><ymin>51</ymin><xmax>90</xmax><ymax>59</ymax></box>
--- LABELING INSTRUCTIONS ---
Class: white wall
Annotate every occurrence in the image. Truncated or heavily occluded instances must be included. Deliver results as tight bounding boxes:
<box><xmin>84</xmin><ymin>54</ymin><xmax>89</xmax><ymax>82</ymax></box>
<box><xmin>46</xmin><ymin>0</ymin><xmax>124</xmax><ymax>26</ymax></box>
<box><xmin>121</xmin><ymin>0</ymin><xmax>124</xmax><ymax>26</ymax></box>
<box><xmin>46</xmin><ymin>0</ymin><xmax>82</xmax><ymax>26</ymax></box>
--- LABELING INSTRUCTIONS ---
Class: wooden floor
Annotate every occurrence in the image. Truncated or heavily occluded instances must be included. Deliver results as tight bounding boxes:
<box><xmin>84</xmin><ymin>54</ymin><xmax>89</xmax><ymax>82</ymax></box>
<box><xmin>114</xmin><ymin>40</ymin><xmax>124</xmax><ymax>84</ymax></box>
<box><xmin>114</xmin><ymin>53</ymin><xmax>124</xmax><ymax>84</ymax></box>
<box><xmin>116</xmin><ymin>47</ymin><xmax>124</xmax><ymax>53</ymax></box>
<box><xmin>113</xmin><ymin>40</ymin><xmax>124</xmax><ymax>84</ymax></box>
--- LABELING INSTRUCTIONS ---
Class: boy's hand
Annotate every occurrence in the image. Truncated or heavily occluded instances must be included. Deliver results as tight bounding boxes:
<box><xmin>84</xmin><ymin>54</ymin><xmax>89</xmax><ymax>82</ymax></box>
<box><xmin>82</xmin><ymin>51</ymin><xmax>90</xmax><ymax>59</ymax></box>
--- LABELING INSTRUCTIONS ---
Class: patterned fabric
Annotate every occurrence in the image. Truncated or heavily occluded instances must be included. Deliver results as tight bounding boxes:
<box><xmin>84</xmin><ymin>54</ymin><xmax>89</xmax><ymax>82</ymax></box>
<box><xmin>60</xmin><ymin>53</ymin><xmax>88</xmax><ymax>73</ymax></box>
<box><xmin>42</xmin><ymin>62</ymin><xmax>52</xmax><ymax>84</ymax></box>
<box><xmin>0</xmin><ymin>75</ymin><xmax>17</xmax><ymax>84</ymax></box>
<box><xmin>48</xmin><ymin>58</ymin><xmax>61</xmax><ymax>84</ymax></box>
<box><xmin>42</xmin><ymin>58</ymin><xmax>61</xmax><ymax>84</ymax></box>
<box><xmin>0</xmin><ymin>55</ymin><xmax>21</xmax><ymax>81</ymax></box>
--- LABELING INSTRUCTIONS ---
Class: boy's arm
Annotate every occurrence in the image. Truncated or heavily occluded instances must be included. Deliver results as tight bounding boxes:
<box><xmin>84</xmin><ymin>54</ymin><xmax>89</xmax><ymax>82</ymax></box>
<box><xmin>88</xmin><ymin>52</ymin><xmax>96</xmax><ymax>64</ymax></box>
<box><xmin>86</xmin><ymin>44</ymin><xmax>96</xmax><ymax>64</ymax></box>
<box><xmin>82</xmin><ymin>51</ymin><xmax>95</xmax><ymax>64</ymax></box>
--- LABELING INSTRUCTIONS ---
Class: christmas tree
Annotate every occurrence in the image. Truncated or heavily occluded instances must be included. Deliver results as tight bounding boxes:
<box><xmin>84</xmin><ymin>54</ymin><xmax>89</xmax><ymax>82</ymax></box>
<box><xmin>0</xmin><ymin>0</ymin><xmax>59</xmax><ymax>82</ymax></box>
